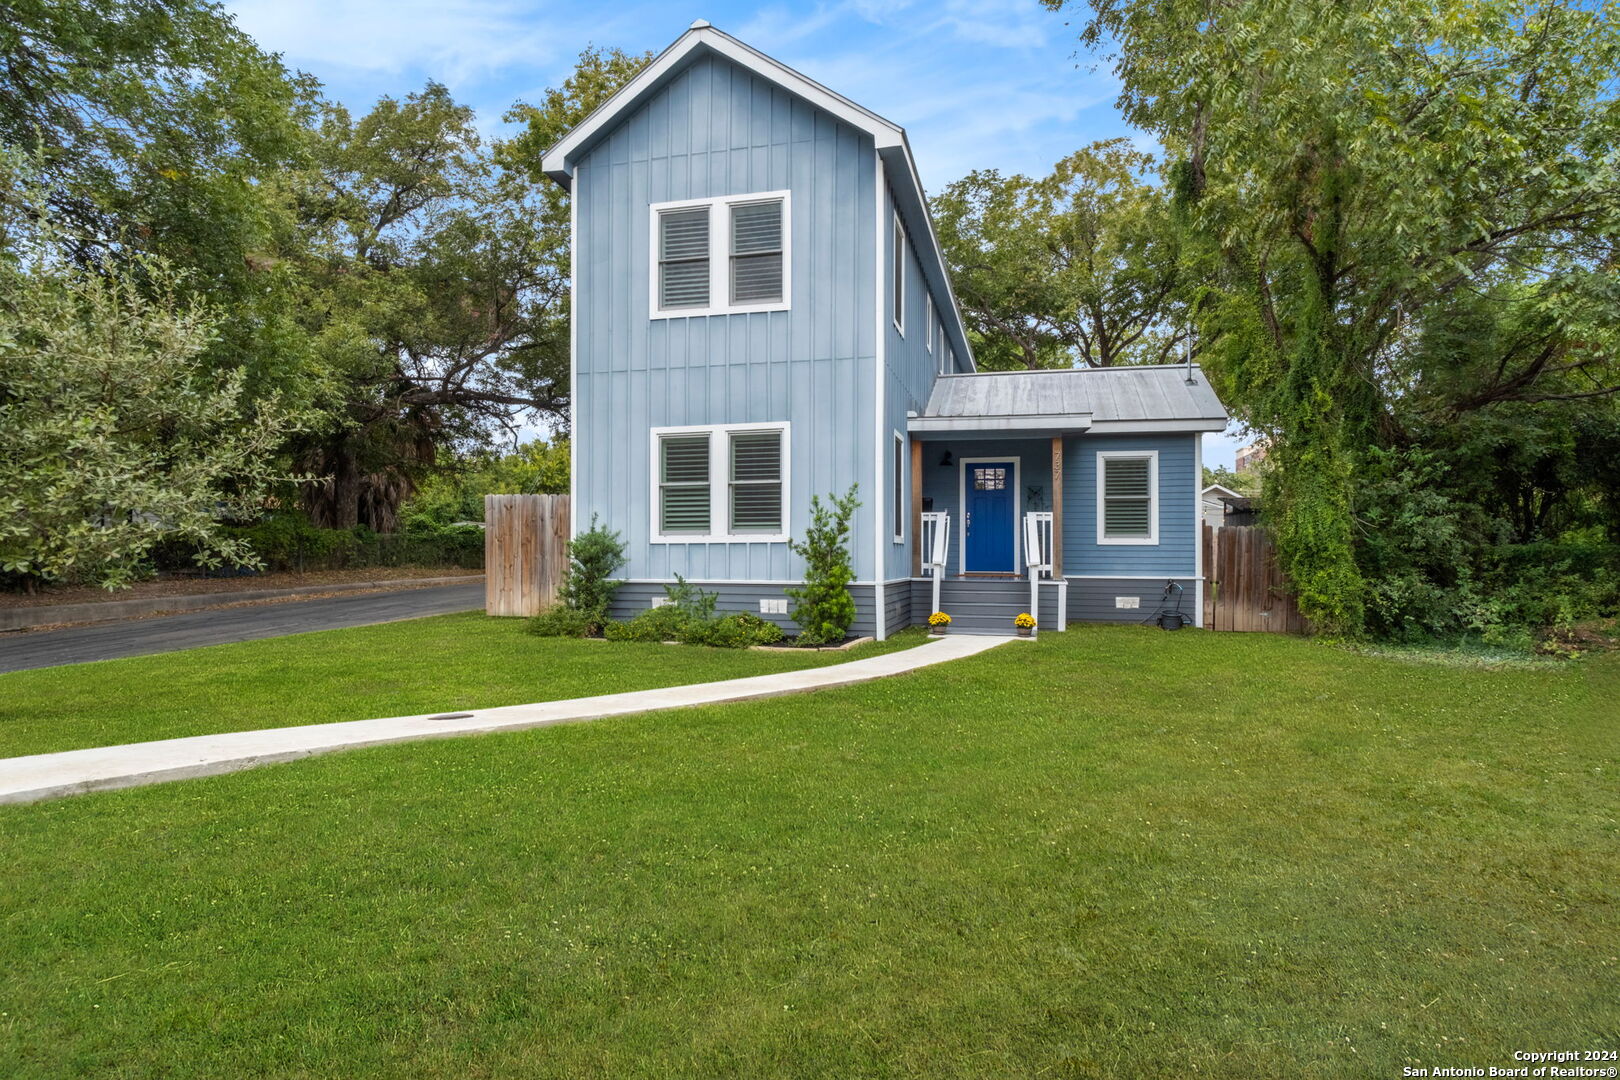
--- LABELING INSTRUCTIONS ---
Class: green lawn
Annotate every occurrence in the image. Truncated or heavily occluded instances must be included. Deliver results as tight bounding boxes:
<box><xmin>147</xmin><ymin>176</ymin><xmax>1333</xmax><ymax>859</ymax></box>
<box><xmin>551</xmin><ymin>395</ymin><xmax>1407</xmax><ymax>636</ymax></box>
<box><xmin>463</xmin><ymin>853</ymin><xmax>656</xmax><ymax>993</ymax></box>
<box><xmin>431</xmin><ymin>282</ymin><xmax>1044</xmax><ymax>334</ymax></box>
<box><xmin>0</xmin><ymin>612</ymin><xmax>923</xmax><ymax>758</ymax></box>
<box><xmin>2</xmin><ymin>626</ymin><xmax>1614</xmax><ymax>1078</ymax></box>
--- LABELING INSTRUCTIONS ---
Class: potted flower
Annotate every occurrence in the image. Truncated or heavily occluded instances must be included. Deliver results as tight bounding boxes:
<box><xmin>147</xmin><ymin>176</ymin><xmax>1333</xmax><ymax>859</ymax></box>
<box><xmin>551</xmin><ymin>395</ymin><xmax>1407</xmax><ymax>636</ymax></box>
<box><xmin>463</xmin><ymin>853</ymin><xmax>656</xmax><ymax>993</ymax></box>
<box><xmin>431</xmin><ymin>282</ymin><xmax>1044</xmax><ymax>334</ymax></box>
<box><xmin>928</xmin><ymin>611</ymin><xmax>951</xmax><ymax>635</ymax></box>
<box><xmin>1014</xmin><ymin>612</ymin><xmax>1036</xmax><ymax>637</ymax></box>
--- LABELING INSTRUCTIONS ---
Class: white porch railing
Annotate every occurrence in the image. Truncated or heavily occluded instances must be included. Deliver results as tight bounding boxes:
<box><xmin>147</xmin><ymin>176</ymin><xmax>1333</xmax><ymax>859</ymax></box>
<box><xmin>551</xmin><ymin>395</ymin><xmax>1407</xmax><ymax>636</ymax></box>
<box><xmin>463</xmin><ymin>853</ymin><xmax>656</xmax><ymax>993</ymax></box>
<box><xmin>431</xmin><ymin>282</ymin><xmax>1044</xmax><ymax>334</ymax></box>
<box><xmin>921</xmin><ymin>510</ymin><xmax>950</xmax><ymax>617</ymax></box>
<box><xmin>1023</xmin><ymin>511</ymin><xmax>1068</xmax><ymax>634</ymax></box>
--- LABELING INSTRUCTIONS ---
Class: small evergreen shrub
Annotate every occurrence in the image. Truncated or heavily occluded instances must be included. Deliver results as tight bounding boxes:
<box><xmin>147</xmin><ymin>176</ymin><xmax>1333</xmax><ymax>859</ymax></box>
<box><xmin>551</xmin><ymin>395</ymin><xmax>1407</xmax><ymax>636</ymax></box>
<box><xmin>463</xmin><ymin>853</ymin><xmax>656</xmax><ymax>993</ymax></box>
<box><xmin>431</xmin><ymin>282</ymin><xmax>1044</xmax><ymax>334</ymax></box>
<box><xmin>787</xmin><ymin>485</ymin><xmax>860</xmax><ymax>645</ymax></box>
<box><xmin>559</xmin><ymin>516</ymin><xmax>627</xmax><ymax>633</ymax></box>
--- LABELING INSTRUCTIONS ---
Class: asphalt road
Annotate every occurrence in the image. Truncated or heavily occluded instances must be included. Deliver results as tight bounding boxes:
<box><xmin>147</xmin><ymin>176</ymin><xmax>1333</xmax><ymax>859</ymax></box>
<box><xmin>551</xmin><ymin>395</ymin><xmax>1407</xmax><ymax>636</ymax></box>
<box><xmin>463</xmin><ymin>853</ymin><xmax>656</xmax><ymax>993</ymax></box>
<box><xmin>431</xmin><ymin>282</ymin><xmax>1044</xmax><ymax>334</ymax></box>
<box><xmin>0</xmin><ymin>583</ymin><xmax>485</xmax><ymax>674</ymax></box>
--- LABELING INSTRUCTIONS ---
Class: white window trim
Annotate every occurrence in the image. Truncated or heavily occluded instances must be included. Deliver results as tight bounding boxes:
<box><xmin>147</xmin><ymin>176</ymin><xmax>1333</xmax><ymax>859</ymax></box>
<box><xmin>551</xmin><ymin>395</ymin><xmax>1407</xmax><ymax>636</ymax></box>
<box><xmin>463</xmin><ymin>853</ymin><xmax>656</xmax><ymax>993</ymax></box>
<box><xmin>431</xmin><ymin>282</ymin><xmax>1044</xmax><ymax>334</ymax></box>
<box><xmin>648</xmin><ymin>190</ymin><xmax>792</xmax><ymax>319</ymax></box>
<box><xmin>892</xmin><ymin>212</ymin><xmax>906</xmax><ymax>336</ymax></box>
<box><xmin>1096</xmin><ymin>450</ymin><xmax>1160</xmax><ymax>546</ymax></box>
<box><xmin>957</xmin><ymin>456</ymin><xmax>1023</xmax><ymax>573</ymax></box>
<box><xmin>925</xmin><ymin>295</ymin><xmax>934</xmax><ymax>353</ymax></box>
<box><xmin>650</xmin><ymin>422</ymin><xmax>791</xmax><ymax>544</ymax></box>
<box><xmin>892</xmin><ymin>431</ymin><xmax>906</xmax><ymax>544</ymax></box>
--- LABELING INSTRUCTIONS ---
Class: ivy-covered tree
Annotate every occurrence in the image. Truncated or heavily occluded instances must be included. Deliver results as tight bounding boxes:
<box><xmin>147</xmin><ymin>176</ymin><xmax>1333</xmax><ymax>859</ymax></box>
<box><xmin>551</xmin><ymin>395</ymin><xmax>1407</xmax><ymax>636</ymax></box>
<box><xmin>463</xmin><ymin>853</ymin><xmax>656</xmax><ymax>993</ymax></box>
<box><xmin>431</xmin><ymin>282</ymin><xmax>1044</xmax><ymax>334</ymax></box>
<box><xmin>1047</xmin><ymin>0</ymin><xmax>1620</xmax><ymax>633</ymax></box>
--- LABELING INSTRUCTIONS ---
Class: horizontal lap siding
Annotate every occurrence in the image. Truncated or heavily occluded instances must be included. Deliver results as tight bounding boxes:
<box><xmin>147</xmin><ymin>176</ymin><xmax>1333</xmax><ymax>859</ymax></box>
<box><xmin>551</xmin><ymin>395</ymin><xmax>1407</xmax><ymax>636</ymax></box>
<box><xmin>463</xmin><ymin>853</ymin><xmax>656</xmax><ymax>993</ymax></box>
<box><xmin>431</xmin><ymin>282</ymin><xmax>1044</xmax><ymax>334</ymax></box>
<box><xmin>1062</xmin><ymin>433</ymin><xmax>1198</xmax><ymax>577</ymax></box>
<box><xmin>575</xmin><ymin>53</ymin><xmax>878</xmax><ymax>583</ymax></box>
<box><xmin>1065</xmin><ymin>577</ymin><xmax>1198</xmax><ymax>624</ymax></box>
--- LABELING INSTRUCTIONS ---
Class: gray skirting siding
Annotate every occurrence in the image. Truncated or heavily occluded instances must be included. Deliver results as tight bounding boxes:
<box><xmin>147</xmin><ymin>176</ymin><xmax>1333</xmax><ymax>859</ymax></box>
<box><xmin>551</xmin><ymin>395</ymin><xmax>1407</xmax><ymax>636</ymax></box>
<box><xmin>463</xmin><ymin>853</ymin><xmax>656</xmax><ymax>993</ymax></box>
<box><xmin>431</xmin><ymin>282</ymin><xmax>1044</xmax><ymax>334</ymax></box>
<box><xmin>1064</xmin><ymin>577</ymin><xmax>1197</xmax><ymax>624</ymax></box>
<box><xmin>608</xmin><ymin>582</ymin><xmax>912</xmax><ymax>639</ymax></box>
<box><xmin>607</xmin><ymin>576</ymin><xmax>1198</xmax><ymax>636</ymax></box>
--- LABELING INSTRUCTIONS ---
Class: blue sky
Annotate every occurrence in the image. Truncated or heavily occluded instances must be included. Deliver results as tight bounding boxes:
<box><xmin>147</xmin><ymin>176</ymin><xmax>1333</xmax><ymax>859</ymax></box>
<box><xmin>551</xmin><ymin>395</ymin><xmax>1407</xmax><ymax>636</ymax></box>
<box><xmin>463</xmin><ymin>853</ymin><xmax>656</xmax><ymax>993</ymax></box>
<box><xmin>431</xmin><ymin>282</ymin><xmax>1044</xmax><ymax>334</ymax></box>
<box><xmin>224</xmin><ymin>0</ymin><xmax>1244</xmax><ymax>468</ymax></box>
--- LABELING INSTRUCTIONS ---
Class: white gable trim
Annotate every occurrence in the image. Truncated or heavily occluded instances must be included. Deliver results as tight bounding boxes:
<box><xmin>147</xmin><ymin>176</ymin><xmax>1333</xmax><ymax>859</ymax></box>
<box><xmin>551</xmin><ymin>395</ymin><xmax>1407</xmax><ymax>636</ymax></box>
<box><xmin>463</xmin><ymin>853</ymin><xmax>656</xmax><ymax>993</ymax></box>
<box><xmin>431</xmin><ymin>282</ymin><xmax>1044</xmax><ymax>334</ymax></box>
<box><xmin>542</xmin><ymin>23</ymin><xmax>902</xmax><ymax>183</ymax></box>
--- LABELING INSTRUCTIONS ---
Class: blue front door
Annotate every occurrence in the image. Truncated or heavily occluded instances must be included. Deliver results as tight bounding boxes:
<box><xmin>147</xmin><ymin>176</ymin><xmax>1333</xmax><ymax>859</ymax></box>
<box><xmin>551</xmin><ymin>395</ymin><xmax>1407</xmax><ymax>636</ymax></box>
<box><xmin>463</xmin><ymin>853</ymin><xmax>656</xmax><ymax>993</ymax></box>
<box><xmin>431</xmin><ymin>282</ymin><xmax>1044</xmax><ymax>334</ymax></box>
<box><xmin>964</xmin><ymin>461</ymin><xmax>1016</xmax><ymax>572</ymax></box>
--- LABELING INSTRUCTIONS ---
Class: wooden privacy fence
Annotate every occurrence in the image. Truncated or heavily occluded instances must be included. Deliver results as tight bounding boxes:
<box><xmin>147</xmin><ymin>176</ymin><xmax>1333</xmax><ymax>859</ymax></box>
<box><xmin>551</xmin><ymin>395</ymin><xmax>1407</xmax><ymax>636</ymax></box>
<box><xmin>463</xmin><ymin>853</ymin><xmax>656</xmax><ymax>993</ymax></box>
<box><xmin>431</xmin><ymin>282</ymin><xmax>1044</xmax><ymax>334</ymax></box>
<box><xmin>485</xmin><ymin>494</ymin><xmax>570</xmax><ymax>616</ymax></box>
<box><xmin>1203</xmin><ymin>523</ymin><xmax>1308</xmax><ymax>633</ymax></box>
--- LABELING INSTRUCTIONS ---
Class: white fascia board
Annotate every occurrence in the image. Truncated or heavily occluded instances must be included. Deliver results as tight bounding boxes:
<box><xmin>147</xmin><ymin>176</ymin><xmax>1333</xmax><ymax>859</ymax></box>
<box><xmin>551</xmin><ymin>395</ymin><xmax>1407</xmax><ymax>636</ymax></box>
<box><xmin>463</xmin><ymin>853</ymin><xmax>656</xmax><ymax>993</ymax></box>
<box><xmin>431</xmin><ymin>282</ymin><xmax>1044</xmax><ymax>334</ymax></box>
<box><xmin>907</xmin><ymin>414</ymin><xmax>1094</xmax><ymax>435</ymax></box>
<box><xmin>542</xmin><ymin>25</ymin><xmax>903</xmax><ymax>186</ymax></box>
<box><xmin>1086</xmin><ymin>418</ymin><xmax>1230</xmax><ymax>433</ymax></box>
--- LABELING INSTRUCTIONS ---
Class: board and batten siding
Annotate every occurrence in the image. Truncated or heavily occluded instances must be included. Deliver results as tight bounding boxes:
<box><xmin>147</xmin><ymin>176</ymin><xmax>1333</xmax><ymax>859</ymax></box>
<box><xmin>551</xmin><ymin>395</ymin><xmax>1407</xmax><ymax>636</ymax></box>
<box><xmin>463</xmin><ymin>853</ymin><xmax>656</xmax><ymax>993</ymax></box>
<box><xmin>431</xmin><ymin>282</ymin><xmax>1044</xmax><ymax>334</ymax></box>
<box><xmin>573</xmin><ymin>51</ymin><xmax>879</xmax><ymax>582</ymax></box>
<box><xmin>1061</xmin><ymin>432</ymin><xmax>1200</xmax><ymax>576</ymax></box>
<box><xmin>881</xmin><ymin>178</ymin><xmax>959</xmax><ymax>582</ymax></box>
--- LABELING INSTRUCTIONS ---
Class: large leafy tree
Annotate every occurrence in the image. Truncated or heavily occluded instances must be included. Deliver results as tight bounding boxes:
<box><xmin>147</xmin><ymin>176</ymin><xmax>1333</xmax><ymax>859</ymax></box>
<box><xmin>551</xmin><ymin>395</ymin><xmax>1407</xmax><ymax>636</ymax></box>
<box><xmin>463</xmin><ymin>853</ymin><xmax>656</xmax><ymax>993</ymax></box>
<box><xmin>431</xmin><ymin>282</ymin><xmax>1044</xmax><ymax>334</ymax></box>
<box><xmin>1047</xmin><ymin>0</ymin><xmax>1620</xmax><ymax>632</ymax></box>
<box><xmin>290</xmin><ymin>84</ymin><xmax>572</xmax><ymax>529</ymax></box>
<box><xmin>496</xmin><ymin>44</ymin><xmax>653</xmax><ymax>301</ymax></box>
<box><xmin>0</xmin><ymin>0</ymin><xmax>321</xmax><ymax>405</ymax></box>
<box><xmin>934</xmin><ymin>139</ymin><xmax>1188</xmax><ymax>370</ymax></box>
<box><xmin>285</xmin><ymin>47</ymin><xmax>651</xmax><ymax>532</ymax></box>
<box><xmin>0</xmin><ymin>187</ymin><xmax>308</xmax><ymax>589</ymax></box>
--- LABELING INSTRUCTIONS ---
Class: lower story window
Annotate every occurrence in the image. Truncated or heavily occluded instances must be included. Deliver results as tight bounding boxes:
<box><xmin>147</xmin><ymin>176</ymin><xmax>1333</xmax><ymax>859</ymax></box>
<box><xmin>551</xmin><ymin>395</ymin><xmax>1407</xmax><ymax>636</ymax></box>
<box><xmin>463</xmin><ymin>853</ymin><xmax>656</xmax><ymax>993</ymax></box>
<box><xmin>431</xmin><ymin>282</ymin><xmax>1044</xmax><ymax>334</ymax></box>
<box><xmin>653</xmin><ymin>423</ymin><xmax>789</xmax><ymax>542</ymax></box>
<box><xmin>1097</xmin><ymin>450</ymin><xmax>1158</xmax><ymax>544</ymax></box>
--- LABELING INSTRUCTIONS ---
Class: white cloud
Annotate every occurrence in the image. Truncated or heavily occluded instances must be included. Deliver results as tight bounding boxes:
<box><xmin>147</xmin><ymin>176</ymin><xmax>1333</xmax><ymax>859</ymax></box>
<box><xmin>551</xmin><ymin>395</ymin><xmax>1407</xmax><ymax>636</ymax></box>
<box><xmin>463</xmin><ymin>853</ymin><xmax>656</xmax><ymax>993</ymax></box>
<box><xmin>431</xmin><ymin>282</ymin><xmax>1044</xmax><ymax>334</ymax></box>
<box><xmin>229</xmin><ymin>0</ymin><xmax>539</xmax><ymax>83</ymax></box>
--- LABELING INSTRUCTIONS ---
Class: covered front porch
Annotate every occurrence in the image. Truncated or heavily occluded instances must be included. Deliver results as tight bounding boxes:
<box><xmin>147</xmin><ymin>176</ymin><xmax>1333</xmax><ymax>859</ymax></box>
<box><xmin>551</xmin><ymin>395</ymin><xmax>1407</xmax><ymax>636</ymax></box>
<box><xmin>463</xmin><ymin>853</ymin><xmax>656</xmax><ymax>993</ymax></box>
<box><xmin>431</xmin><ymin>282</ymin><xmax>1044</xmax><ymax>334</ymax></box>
<box><xmin>904</xmin><ymin>432</ymin><xmax>1073</xmax><ymax>635</ymax></box>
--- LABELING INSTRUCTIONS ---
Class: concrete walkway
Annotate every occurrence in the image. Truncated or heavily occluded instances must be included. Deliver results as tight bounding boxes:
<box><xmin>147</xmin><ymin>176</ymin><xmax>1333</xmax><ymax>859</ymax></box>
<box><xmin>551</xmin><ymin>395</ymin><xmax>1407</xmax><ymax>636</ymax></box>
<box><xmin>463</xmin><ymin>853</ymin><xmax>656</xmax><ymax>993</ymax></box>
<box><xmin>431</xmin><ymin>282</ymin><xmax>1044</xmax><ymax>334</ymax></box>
<box><xmin>0</xmin><ymin>634</ymin><xmax>1009</xmax><ymax>804</ymax></box>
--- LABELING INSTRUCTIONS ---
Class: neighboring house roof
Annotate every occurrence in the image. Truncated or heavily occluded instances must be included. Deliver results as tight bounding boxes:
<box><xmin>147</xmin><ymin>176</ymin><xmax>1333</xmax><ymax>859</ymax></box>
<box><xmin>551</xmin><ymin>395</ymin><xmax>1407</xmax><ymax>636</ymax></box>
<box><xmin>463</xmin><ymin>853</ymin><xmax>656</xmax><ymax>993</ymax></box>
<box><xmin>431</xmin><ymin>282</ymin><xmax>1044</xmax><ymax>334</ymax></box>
<box><xmin>540</xmin><ymin>19</ymin><xmax>976</xmax><ymax>370</ymax></box>
<box><xmin>910</xmin><ymin>365</ymin><xmax>1230</xmax><ymax>435</ymax></box>
<box><xmin>1202</xmin><ymin>484</ymin><xmax>1244</xmax><ymax>502</ymax></box>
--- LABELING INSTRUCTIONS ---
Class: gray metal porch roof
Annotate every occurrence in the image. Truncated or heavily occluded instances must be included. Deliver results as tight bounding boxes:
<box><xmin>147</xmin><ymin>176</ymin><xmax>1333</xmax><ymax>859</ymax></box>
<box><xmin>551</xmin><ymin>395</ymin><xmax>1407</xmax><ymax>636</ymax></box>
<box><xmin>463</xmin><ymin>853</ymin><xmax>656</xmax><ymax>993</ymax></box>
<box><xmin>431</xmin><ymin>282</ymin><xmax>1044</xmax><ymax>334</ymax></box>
<box><xmin>909</xmin><ymin>364</ymin><xmax>1228</xmax><ymax>436</ymax></box>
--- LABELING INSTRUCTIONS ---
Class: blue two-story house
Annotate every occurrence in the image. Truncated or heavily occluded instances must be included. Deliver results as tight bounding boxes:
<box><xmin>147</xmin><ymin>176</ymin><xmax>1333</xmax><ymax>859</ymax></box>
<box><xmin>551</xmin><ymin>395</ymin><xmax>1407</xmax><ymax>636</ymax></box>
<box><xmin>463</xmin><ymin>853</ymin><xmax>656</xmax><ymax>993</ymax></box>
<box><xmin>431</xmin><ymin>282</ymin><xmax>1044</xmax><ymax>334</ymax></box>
<box><xmin>542</xmin><ymin>20</ymin><xmax>1228</xmax><ymax>639</ymax></box>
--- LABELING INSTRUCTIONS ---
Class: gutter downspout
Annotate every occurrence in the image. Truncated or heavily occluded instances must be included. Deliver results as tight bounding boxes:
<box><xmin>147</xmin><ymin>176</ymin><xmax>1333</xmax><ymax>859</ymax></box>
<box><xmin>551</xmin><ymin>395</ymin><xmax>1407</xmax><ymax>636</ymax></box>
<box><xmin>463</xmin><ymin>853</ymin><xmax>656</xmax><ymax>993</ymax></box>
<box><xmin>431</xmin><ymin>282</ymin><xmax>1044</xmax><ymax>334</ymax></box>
<box><xmin>872</xmin><ymin>153</ymin><xmax>888</xmax><ymax>640</ymax></box>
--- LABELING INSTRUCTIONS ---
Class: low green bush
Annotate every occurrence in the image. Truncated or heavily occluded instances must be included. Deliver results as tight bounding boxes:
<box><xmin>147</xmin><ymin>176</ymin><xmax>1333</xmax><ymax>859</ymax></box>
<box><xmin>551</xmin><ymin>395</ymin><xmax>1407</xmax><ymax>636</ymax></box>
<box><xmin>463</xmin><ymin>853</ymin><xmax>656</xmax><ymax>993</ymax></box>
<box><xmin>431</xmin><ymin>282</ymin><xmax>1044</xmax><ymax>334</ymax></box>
<box><xmin>676</xmin><ymin>611</ymin><xmax>785</xmax><ymax>648</ymax></box>
<box><xmin>603</xmin><ymin>604</ymin><xmax>689</xmax><ymax>643</ymax></box>
<box><xmin>525</xmin><ymin>605</ymin><xmax>594</xmax><ymax>638</ymax></box>
<box><xmin>600</xmin><ymin>578</ymin><xmax>786</xmax><ymax>648</ymax></box>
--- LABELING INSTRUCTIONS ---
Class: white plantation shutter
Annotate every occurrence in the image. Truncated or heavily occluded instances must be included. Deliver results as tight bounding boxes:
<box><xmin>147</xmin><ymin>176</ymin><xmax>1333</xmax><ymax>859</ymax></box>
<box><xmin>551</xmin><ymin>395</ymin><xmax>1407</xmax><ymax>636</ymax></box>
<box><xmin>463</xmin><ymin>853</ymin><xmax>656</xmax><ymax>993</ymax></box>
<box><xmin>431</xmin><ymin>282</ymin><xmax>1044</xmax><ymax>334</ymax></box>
<box><xmin>1102</xmin><ymin>456</ymin><xmax>1153</xmax><ymax>538</ymax></box>
<box><xmin>659</xmin><ymin>208</ymin><xmax>710</xmax><ymax>309</ymax></box>
<box><xmin>660</xmin><ymin>434</ymin><xmax>711</xmax><ymax>533</ymax></box>
<box><xmin>729</xmin><ymin>430</ymin><xmax>782</xmax><ymax>532</ymax></box>
<box><xmin>730</xmin><ymin>200</ymin><xmax>783</xmax><ymax>304</ymax></box>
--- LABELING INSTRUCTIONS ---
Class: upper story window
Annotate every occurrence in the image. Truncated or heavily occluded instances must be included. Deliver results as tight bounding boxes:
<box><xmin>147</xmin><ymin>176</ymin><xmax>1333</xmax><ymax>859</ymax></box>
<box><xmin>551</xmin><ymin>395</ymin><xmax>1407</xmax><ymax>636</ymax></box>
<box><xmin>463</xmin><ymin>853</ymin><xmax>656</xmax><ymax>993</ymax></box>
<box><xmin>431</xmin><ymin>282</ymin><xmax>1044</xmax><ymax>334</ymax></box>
<box><xmin>653</xmin><ymin>423</ymin><xmax>789</xmax><ymax>542</ymax></box>
<box><xmin>1097</xmin><ymin>450</ymin><xmax>1159</xmax><ymax>545</ymax></box>
<box><xmin>925</xmin><ymin>295</ymin><xmax>934</xmax><ymax>353</ymax></box>
<box><xmin>650</xmin><ymin>191</ymin><xmax>791</xmax><ymax>318</ymax></box>
<box><xmin>892</xmin><ymin>213</ymin><xmax>906</xmax><ymax>335</ymax></box>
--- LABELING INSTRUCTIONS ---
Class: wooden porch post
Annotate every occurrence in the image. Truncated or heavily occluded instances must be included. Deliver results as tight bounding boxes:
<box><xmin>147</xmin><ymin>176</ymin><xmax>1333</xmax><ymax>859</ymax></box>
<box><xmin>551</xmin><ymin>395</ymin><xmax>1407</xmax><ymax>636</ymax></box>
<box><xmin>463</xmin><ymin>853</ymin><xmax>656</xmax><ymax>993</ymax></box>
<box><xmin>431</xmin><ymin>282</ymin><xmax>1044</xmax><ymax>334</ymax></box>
<box><xmin>910</xmin><ymin>438</ymin><xmax>924</xmax><ymax>577</ymax></box>
<box><xmin>1050</xmin><ymin>436</ymin><xmax>1064</xmax><ymax>577</ymax></box>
